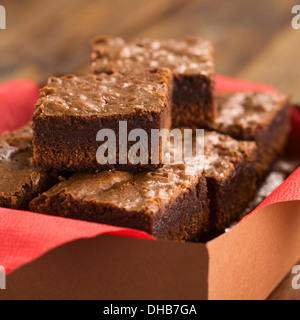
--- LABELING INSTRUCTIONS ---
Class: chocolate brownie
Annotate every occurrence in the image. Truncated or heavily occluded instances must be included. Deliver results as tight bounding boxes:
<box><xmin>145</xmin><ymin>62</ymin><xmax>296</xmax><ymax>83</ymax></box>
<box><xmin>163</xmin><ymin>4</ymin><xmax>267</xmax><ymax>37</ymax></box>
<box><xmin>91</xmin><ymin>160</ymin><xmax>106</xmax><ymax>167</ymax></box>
<box><xmin>0</xmin><ymin>122</ymin><xmax>33</xmax><ymax>151</ymax></box>
<box><xmin>0</xmin><ymin>124</ymin><xmax>58</xmax><ymax>210</ymax></box>
<box><xmin>30</xmin><ymin>129</ymin><xmax>257</xmax><ymax>239</ymax></box>
<box><xmin>170</xmin><ymin>128</ymin><xmax>257</xmax><ymax>235</ymax></box>
<box><xmin>0</xmin><ymin>121</ymin><xmax>33</xmax><ymax>152</ymax></box>
<box><xmin>201</xmin><ymin>131</ymin><xmax>257</xmax><ymax>233</ymax></box>
<box><xmin>208</xmin><ymin>92</ymin><xmax>290</xmax><ymax>180</ymax></box>
<box><xmin>90</xmin><ymin>36</ymin><xmax>216</xmax><ymax>127</ymax></box>
<box><xmin>32</xmin><ymin>69</ymin><xmax>173</xmax><ymax>172</ymax></box>
<box><xmin>29</xmin><ymin>162</ymin><xmax>210</xmax><ymax>242</ymax></box>
<box><xmin>180</xmin><ymin>129</ymin><xmax>257</xmax><ymax>234</ymax></box>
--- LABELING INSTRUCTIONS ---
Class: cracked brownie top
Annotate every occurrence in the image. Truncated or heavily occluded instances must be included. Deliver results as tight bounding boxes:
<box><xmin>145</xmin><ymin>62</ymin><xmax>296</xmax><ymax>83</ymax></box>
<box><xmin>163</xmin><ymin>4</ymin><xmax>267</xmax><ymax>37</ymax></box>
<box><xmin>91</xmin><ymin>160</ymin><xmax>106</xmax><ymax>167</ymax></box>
<box><xmin>34</xmin><ymin>69</ymin><xmax>173</xmax><ymax>117</ymax></box>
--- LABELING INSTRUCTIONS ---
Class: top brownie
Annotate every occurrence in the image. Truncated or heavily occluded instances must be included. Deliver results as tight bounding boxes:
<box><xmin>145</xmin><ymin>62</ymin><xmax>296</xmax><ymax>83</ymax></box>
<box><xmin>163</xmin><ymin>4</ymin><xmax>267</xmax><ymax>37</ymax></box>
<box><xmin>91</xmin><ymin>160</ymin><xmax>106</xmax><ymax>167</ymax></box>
<box><xmin>32</xmin><ymin>69</ymin><xmax>173</xmax><ymax>172</ymax></box>
<box><xmin>90</xmin><ymin>36</ymin><xmax>216</xmax><ymax>127</ymax></box>
<box><xmin>90</xmin><ymin>36</ymin><xmax>214</xmax><ymax>76</ymax></box>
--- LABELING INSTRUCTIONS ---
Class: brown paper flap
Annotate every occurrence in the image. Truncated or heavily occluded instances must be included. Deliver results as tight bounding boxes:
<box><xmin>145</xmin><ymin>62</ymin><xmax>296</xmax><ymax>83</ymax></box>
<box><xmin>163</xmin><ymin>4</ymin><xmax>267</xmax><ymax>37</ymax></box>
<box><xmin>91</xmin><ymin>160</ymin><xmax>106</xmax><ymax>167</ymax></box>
<box><xmin>207</xmin><ymin>201</ymin><xmax>300</xmax><ymax>300</ymax></box>
<box><xmin>0</xmin><ymin>235</ymin><xmax>208</xmax><ymax>300</ymax></box>
<box><xmin>1</xmin><ymin>201</ymin><xmax>300</xmax><ymax>300</ymax></box>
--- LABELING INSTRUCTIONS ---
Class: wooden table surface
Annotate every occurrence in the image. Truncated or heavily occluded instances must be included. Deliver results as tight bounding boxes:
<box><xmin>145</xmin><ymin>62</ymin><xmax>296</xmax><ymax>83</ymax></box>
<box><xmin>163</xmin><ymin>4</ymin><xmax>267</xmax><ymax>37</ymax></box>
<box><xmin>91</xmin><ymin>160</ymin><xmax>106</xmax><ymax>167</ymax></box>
<box><xmin>0</xmin><ymin>0</ymin><xmax>299</xmax><ymax>300</ymax></box>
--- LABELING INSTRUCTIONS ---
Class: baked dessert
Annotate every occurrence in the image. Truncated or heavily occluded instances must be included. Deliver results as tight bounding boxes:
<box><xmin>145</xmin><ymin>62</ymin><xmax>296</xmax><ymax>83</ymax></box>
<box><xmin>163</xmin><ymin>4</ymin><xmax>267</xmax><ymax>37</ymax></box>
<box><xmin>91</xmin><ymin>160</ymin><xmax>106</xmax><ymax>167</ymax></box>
<box><xmin>30</xmin><ymin>129</ymin><xmax>257</xmax><ymax>239</ymax></box>
<box><xmin>171</xmin><ymin>129</ymin><xmax>257</xmax><ymax>234</ymax></box>
<box><xmin>208</xmin><ymin>92</ymin><xmax>290</xmax><ymax>180</ymax></box>
<box><xmin>201</xmin><ymin>131</ymin><xmax>257</xmax><ymax>233</ymax></box>
<box><xmin>0</xmin><ymin>124</ymin><xmax>58</xmax><ymax>210</ymax></box>
<box><xmin>32</xmin><ymin>69</ymin><xmax>173</xmax><ymax>172</ymax></box>
<box><xmin>29</xmin><ymin>162</ymin><xmax>210</xmax><ymax>242</ymax></box>
<box><xmin>90</xmin><ymin>36</ymin><xmax>216</xmax><ymax>127</ymax></box>
<box><xmin>0</xmin><ymin>122</ymin><xmax>33</xmax><ymax>152</ymax></box>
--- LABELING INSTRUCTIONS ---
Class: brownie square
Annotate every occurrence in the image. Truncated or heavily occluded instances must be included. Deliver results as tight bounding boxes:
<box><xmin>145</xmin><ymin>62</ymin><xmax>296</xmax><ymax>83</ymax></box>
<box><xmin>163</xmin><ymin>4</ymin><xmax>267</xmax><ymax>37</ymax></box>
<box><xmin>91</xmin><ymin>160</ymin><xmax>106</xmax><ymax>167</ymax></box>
<box><xmin>204</xmin><ymin>132</ymin><xmax>257</xmax><ymax>232</ymax></box>
<box><xmin>29</xmin><ymin>162</ymin><xmax>210</xmax><ymax>241</ymax></box>
<box><xmin>90</xmin><ymin>36</ymin><xmax>216</xmax><ymax>127</ymax></box>
<box><xmin>0</xmin><ymin>124</ymin><xmax>58</xmax><ymax>210</ymax></box>
<box><xmin>181</xmin><ymin>130</ymin><xmax>257</xmax><ymax>234</ymax></box>
<box><xmin>1</xmin><ymin>122</ymin><xmax>33</xmax><ymax>152</ymax></box>
<box><xmin>32</xmin><ymin>69</ymin><xmax>173</xmax><ymax>172</ymax></box>
<box><xmin>208</xmin><ymin>92</ymin><xmax>290</xmax><ymax>180</ymax></box>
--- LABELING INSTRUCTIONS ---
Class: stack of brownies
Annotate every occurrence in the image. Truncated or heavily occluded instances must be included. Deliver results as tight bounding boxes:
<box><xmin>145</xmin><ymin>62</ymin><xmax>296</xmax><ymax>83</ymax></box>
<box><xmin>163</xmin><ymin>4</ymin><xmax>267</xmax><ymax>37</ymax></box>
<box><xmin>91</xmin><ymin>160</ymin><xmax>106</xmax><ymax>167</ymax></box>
<box><xmin>0</xmin><ymin>36</ymin><xmax>292</xmax><ymax>241</ymax></box>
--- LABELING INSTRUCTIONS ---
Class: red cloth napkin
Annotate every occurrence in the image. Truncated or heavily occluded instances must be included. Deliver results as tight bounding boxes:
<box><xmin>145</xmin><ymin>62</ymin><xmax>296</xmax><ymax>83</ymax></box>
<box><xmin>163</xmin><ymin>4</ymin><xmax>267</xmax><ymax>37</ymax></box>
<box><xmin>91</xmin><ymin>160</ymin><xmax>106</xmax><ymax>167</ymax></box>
<box><xmin>0</xmin><ymin>76</ymin><xmax>299</xmax><ymax>275</ymax></box>
<box><xmin>215</xmin><ymin>75</ymin><xmax>279</xmax><ymax>94</ymax></box>
<box><xmin>0</xmin><ymin>79</ymin><xmax>39</xmax><ymax>133</ymax></box>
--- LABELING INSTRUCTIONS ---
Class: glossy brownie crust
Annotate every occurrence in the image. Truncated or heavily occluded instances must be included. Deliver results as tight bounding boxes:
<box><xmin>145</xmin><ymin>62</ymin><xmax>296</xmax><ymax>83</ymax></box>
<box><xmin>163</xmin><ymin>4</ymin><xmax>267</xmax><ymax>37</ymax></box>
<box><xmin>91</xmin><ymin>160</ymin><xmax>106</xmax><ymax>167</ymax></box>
<box><xmin>211</xmin><ymin>92</ymin><xmax>291</xmax><ymax>180</ymax></box>
<box><xmin>32</xmin><ymin>69</ymin><xmax>173</xmax><ymax>172</ymax></box>
<box><xmin>0</xmin><ymin>124</ymin><xmax>58</xmax><ymax>210</ymax></box>
<box><xmin>30</xmin><ymin>164</ymin><xmax>210</xmax><ymax>241</ymax></box>
<box><xmin>90</xmin><ymin>36</ymin><xmax>216</xmax><ymax>127</ymax></box>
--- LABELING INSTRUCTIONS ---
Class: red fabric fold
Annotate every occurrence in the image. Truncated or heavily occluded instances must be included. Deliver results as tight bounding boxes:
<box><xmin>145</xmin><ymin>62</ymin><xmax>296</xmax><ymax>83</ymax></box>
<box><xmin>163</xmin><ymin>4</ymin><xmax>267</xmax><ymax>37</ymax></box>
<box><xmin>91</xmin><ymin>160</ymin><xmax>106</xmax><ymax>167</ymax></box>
<box><xmin>215</xmin><ymin>75</ymin><xmax>279</xmax><ymax>94</ymax></box>
<box><xmin>253</xmin><ymin>167</ymin><xmax>300</xmax><ymax>213</ymax></box>
<box><xmin>0</xmin><ymin>79</ymin><xmax>39</xmax><ymax>134</ymax></box>
<box><xmin>0</xmin><ymin>209</ymin><xmax>154</xmax><ymax>274</ymax></box>
<box><xmin>0</xmin><ymin>76</ymin><xmax>299</xmax><ymax>275</ymax></box>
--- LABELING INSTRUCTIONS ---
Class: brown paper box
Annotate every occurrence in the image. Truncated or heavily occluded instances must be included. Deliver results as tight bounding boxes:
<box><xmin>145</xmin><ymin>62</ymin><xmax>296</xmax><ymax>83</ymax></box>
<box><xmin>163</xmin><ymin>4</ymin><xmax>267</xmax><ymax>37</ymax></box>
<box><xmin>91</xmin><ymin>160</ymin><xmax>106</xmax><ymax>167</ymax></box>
<box><xmin>1</xmin><ymin>200</ymin><xmax>300</xmax><ymax>300</ymax></box>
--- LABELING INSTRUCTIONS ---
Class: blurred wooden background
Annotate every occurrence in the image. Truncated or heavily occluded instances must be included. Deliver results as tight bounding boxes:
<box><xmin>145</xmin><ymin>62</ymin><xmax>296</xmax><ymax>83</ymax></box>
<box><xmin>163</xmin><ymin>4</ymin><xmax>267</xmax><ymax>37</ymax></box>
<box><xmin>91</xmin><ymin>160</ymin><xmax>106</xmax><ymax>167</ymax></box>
<box><xmin>0</xmin><ymin>0</ymin><xmax>299</xmax><ymax>299</ymax></box>
<box><xmin>1</xmin><ymin>0</ymin><xmax>300</xmax><ymax>102</ymax></box>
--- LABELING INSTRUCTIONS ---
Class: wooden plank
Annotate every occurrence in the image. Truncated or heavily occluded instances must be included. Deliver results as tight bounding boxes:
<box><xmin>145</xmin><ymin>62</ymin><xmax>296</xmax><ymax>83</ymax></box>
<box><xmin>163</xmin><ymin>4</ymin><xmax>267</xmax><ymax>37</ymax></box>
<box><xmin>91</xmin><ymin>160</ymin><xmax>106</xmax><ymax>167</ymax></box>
<box><xmin>0</xmin><ymin>0</ymin><xmax>295</xmax><ymax>89</ymax></box>
<box><xmin>0</xmin><ymin>0</ymin><xmax>191</xmax><ymax>85</ymax></box>
<box><xmin>137</xmin><ymin>0</ymin><xmax>293</xmax><ymax>76</ymax></box>
<box><xmin>237</xmin><ymin>25</ymin><xmax>300</xmax><ymax>103</ymax></box>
